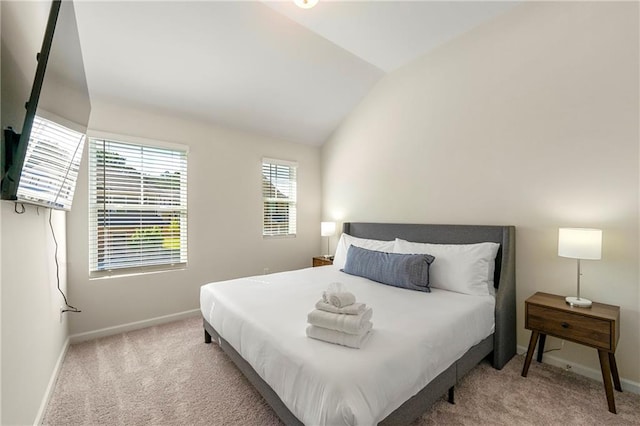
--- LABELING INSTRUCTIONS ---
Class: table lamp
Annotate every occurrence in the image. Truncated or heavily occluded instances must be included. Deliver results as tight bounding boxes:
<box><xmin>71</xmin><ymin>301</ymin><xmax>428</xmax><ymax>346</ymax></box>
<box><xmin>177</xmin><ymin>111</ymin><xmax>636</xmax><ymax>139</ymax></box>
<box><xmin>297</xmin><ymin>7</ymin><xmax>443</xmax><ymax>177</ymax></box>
<box><xmin>321</xmin><ymin>222</ymin><xmax>336</xmax><ymax>258</ymax></box>
<box><xmin>558</xmin><ymin>227</ymin><xmax>602</xmax><ymax>308</ymax></box>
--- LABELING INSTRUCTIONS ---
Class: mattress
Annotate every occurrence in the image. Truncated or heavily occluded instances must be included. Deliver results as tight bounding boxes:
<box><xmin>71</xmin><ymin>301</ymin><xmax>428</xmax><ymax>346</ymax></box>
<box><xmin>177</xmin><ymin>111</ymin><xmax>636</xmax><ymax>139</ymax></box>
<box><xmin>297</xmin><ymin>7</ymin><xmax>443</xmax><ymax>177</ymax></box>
<box><xmin>200</xmin><ymin>266</ymin><xmax>495</xmax><ymax>426</ymax></box>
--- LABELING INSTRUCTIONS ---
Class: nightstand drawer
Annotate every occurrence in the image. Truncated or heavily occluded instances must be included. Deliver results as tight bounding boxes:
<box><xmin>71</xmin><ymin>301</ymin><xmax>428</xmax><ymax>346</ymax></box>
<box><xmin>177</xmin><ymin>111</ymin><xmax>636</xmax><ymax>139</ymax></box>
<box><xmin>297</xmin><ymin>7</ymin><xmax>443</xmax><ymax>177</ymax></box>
<box><xmin>313</xmin><ymin>256</ymin><xmax>333</xmax><ymax>267</ymax></box>
<box><xmin>527</xmin><ymin>304</ymin><xmax>612</xmax><ymax>350</ymax></box>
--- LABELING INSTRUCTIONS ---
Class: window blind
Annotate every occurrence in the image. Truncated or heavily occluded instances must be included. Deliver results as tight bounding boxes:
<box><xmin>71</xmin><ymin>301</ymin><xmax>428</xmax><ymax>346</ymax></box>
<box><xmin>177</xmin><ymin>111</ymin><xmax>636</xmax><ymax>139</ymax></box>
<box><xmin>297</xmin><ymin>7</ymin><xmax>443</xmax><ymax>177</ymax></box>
<box><xmin>16</xmin><ymin>115</ymin><xmax>85</xmax><ymax>210</ymax></box>
<box><xmin>89</xmin><ymin>138</ymin><xmax>188</xmax><ymax>275</ymax></box>
<box><xmin>262</xmin><ymin>158</ymin><xmax>297</xmax><ymax>237</ymax></box>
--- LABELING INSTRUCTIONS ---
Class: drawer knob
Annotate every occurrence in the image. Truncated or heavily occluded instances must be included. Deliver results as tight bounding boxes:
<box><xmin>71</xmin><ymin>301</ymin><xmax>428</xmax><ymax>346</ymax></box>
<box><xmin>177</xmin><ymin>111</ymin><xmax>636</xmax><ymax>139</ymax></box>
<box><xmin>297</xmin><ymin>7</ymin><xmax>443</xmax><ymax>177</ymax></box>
<box><xmin>561</xmin><ymin>322</ymin><xmax>570</xmax><ymax>329</ymax></box>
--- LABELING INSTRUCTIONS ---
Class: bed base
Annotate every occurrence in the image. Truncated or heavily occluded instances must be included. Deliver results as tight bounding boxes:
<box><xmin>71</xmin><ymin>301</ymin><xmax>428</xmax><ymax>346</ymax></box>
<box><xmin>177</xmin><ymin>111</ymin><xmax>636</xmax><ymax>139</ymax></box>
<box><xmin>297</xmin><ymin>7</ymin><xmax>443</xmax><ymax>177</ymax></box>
<box><xmin>205</xmin><ymin>318</ymin><xmax>493</xmax><ymax>425</ymax></box>
<box><xmin>202</xmin><ymin>222</ymin><xmax>516</xmax><ymax>425</ymax></box>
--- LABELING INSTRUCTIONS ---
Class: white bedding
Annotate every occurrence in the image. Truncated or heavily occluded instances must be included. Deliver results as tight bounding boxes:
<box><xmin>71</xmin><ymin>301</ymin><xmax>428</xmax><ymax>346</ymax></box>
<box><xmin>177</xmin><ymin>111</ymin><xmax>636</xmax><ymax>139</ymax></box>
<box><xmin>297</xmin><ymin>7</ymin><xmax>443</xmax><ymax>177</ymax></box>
<box><xmin>200</xmin><ymin>266</ymin><xmax>495</xmax><ymax>426</ymax></box>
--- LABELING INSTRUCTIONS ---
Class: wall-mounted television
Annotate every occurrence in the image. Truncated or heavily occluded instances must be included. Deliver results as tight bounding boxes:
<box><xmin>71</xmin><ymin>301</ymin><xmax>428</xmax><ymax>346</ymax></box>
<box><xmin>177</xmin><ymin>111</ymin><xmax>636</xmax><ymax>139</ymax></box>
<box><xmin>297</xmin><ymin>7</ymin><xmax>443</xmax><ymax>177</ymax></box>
<box><xmin>1</xmin><ymin>0</ymin><xmax>91</xmax><ymax>210</ymax></box>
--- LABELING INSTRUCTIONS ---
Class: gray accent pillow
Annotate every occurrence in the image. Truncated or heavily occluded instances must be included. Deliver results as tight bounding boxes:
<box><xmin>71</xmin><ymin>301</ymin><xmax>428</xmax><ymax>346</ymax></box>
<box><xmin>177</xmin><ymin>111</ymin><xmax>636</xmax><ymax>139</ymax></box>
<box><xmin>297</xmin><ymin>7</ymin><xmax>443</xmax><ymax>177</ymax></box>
<box><xmin>341</xmin><ymin>245</ymin><xmax>435</xmax><ymax>292</ymax></box>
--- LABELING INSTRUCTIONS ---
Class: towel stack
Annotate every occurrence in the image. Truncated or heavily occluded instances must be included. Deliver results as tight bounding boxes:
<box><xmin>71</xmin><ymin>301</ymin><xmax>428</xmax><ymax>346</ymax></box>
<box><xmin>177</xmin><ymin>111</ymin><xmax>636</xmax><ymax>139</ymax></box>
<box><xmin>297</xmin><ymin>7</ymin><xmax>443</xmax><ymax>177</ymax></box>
<box><xmin>306</xmin><ymin>283</ymin><xmax>373</xmax><ymax>349</ymax></box>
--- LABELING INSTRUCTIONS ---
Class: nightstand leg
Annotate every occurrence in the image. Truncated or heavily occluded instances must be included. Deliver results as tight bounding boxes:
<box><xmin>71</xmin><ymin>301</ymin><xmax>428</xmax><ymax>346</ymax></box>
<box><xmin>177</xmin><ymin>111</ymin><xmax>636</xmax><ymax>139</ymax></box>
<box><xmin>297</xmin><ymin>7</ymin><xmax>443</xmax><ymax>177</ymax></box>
<box><xmin>598</xmin><ymin>350</ymin><xmax>617</xmax><ymax>414</ymax></box>
<box><xmin>609</xmin><ymin>352</ymin><xmax>622</xmax><ymax>392</ymax></box>
<box><xmin>521</xmin><ymin>331</ymin><xmax>539</xmax><ymax>377</ymax></box>
<box><xmin>536</xmin><ymin>334</ymin><xmax>546</xmax><ymax>362</ymax></box>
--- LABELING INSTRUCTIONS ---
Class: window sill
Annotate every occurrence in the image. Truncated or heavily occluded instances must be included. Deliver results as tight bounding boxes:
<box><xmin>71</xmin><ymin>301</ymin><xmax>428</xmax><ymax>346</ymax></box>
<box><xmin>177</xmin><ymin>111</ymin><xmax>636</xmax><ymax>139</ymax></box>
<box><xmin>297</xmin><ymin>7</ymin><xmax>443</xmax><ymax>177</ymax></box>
<box><xmin>89</xmin><ymin>264</ymin><xmax>187</xmax><ymax>280</ymax></box>
<box><xmin>263</xmin><ymin>234</ymin><xmax>296</xmax><ymax>239</ymax></box>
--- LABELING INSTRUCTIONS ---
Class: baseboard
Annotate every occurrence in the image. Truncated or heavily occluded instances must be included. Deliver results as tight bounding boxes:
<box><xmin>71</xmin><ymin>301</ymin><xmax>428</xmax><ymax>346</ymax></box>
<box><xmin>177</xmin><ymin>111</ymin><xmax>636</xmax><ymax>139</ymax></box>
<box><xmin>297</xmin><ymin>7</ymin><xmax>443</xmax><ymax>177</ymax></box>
<box><xmin>516</xmin><ymin>345</ymin><xmax>640</xmax><ymax>395</ymax></box>
<box><xmin>69</xmin><ymin>309</ymin><xmax>201</xmax><ymax>344</ymax></box>
<box><xmin>34</xmin><ymin>337</ymin><xmax>70</xmax><ymax>426</ymax></box>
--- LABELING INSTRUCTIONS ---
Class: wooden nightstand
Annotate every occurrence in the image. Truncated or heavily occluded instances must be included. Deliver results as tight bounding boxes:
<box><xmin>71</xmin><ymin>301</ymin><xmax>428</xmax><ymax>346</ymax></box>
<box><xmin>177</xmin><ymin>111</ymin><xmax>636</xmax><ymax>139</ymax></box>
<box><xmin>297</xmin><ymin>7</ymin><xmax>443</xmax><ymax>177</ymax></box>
<box><xmin>521</xmin><ymin>292</ymin><xmax>621</xmax><ymax>413</ymax></box>
<box><xmin>312</xmin><ymin>256</ymin><xmax>333</xmax><ymax>267</ymax></box>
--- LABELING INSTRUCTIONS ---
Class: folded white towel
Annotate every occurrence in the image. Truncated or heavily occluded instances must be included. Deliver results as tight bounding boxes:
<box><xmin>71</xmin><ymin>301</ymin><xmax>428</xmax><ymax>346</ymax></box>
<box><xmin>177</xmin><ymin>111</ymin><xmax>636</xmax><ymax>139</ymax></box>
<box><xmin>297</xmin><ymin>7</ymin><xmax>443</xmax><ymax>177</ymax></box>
<box><xmin>315</xmin><ymin>300</ymin><xmax>367</xmax><ymax>315</ymax></box>
<box><xmin>306</xmin><ymin>324</ymin><xmax>372</xmax><ymax>349</ymax></box>
<box><xmin>322</xmin><ymin>291</ymin><xmax>356</xmax><ymax>308</ymax></box>
<box><xmin>321</xmin><ymin>282</ymin><xmax>356</xmax><ymax>308</ymax></box>
<box><xmin>307</xmin><ymin>307</ymin><xmax>373</xmax><ymax>335</ymax></box>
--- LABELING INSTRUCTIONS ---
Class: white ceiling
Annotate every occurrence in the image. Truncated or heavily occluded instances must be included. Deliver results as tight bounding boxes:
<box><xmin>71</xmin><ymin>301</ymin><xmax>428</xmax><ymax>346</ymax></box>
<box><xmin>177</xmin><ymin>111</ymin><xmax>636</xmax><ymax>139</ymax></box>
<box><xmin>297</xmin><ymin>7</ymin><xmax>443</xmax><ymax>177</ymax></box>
<box><xmin>72</xmin><ymin>1</ymin><xmax>518</xmax><ymax>146</ymax></box>
<box><xmin>266</xmin><ymin>1</ymin><xmax>518</xmax><ymax>73</ymax></box>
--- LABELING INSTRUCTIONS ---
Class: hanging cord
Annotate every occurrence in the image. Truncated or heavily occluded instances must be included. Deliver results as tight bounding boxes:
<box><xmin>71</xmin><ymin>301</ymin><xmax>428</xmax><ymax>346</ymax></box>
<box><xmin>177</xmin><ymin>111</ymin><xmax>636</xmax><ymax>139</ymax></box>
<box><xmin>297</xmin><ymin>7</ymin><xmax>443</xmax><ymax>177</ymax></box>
<box><xmin>48</xmin><ymin>133</ymin><xmax>84</xmax><ymax>314</ymax></box>
<box><xmin>14</xmin><ymin>202</ymin><xmax>25</xmax><ymax>214</ymax></box>
<box><xmin>49</xmin><ymin>208</ymin><xmax>81</xmax><ymax>314</ymax></box>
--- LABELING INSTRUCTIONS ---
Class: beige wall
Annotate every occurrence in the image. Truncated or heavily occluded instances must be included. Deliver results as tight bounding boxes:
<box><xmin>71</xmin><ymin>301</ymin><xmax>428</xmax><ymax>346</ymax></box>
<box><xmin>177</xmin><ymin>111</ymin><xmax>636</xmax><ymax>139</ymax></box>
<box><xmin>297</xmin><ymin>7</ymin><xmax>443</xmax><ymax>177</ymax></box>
<box><xmin>1</xmin><ymin>2</ymin><xmax>71</xmax><ymax>424</ymax></box>
<box><xmin>67</xmin><ymin>100</ymin><xmax>322</xmax><ymax>335</ymax></box>
<box><xmin>0</xmin><ymin>206</ymin><xmax>68</xmax><ymax>425</ymax></box>
<box><xmin>322</xmin><ymin>1</ymin><xmax>639</xmax><ymax>385</ymax></box>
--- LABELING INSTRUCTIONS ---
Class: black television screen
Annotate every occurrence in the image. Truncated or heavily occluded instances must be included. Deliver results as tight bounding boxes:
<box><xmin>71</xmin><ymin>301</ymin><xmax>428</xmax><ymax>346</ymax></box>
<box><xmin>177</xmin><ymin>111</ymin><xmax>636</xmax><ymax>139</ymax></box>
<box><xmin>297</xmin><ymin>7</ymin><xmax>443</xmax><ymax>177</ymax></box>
<box><xmin>1</xmin><ymin>0</ymin><xmax>91</xmax><ymax>210</ymax></box>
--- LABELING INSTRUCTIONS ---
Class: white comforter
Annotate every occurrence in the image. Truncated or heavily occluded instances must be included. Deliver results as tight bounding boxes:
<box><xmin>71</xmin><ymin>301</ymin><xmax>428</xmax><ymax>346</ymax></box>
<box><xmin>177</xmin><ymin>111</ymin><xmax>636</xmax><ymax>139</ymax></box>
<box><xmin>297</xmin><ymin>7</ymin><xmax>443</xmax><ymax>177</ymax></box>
<box><xmin>200</xmin><ymin>266</ymin><xmax>495</xmax><ymax>426</ymax></box>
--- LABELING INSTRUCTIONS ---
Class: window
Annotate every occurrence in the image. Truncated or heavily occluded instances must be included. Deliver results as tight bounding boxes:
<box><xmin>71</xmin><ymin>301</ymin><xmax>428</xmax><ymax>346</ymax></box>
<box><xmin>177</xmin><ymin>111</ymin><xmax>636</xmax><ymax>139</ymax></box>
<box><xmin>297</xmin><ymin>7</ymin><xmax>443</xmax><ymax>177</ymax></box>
<box><xmin>89</xmin><ymin>137</ymin><xmax>187</xmax><ymax>275</ymax></box>
<box><xmin>262</xmin><ymin>158</ymin><xmax>297</xmax><ymax>237</ymax></box>
<box><xmin>16</xmin><ymin>115</ymin><xmax>85</xmax><ymax>210</ymax></box>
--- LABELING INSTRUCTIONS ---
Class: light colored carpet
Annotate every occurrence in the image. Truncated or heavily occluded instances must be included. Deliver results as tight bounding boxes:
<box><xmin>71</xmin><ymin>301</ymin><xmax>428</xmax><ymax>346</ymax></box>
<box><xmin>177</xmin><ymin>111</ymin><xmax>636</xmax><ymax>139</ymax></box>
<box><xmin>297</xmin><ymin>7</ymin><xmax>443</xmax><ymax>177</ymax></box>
<box><xmin>43</xmin><ymin>316</ymin><xmax>640</xmax><ymax>425</ymax></box>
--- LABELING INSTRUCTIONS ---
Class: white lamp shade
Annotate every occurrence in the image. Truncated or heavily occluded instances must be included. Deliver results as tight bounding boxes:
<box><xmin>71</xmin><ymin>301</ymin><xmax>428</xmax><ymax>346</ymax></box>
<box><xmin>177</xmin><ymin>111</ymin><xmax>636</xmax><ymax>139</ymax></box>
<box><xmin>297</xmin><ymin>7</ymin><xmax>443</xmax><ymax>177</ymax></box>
<box><xmin>294</xmin><ymin>0</ymin><xmax>319</xmax><ymax>9</ymax></box>
<box><xmin>321</xmin><ymin>221</ymin><xmax>336</xmax><ymax>237</ymax></box>
<box><xmin>558</xmin><ymin>228</ymin><xmax>602</xmax><ymax>260</ymax></box>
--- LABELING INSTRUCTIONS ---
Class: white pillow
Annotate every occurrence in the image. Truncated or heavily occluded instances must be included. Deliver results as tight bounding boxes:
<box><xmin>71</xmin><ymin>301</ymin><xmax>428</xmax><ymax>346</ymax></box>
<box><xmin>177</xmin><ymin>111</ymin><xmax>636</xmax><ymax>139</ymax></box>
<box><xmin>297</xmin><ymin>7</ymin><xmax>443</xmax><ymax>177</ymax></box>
<box><xmin>393</xmin><ymin>238</ymin><xmax>500</xmax><ymax>296</ymax></box>
<box><xmin>333</xmin><ymin>233</ymin><xmax>395</xmax><ymax>269</ymax></box>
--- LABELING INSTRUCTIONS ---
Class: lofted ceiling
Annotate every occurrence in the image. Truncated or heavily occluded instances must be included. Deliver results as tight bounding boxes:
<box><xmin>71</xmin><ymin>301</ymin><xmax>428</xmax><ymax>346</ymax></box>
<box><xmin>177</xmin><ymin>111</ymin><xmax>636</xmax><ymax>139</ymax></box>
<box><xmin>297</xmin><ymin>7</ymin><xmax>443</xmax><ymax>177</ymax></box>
<box><xmin>71</xmin><ymin>1</ymin><xmax>518</xmax><ymax>146</ymax></box>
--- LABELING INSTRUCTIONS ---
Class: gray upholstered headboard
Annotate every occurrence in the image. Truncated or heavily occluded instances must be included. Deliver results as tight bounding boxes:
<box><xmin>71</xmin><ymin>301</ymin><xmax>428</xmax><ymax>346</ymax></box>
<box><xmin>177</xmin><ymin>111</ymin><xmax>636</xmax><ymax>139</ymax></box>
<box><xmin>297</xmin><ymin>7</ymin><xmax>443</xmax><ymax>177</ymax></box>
<box><xmin>342</xmin><ymin>222</ymin><xmax>516</xmax><ymax>369</ymax></box>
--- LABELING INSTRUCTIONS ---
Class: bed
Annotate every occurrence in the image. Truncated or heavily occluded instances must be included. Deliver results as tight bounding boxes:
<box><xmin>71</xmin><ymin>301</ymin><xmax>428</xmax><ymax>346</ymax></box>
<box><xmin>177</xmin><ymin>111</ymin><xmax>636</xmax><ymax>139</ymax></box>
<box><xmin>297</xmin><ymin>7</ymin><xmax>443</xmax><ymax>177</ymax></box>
<box><xmin>200</xmin><ymin>222</ymin><xmax>516</xmax><ymax>425</ymax></box>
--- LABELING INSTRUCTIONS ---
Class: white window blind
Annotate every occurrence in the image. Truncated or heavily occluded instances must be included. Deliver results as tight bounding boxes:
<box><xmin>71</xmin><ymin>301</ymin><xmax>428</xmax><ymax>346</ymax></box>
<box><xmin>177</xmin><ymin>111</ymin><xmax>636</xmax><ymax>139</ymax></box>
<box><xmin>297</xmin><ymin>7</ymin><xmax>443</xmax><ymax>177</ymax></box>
<box><xmin>16</xmin><ymin>115</ymin><xmax>85</xmax><ymax>210</ymax></box>
<box><xmin>262</xmin><ymin>158</ymin><xmax>297</xmax><ymax>237</ymax></box>
<box><xmin>89</xmin><ymin>138</ymin><xmax>188</xmax><ymax>275</ymax></box>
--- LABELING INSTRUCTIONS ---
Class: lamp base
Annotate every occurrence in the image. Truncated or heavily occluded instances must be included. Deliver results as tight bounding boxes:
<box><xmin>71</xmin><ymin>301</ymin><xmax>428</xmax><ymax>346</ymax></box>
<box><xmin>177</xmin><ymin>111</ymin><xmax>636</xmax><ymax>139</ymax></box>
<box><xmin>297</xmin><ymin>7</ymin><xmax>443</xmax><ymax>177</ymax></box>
<box><xmin>565</xmin><ymin>296</ymin><xmax>592</xmax><ymax>308</ymax></box>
